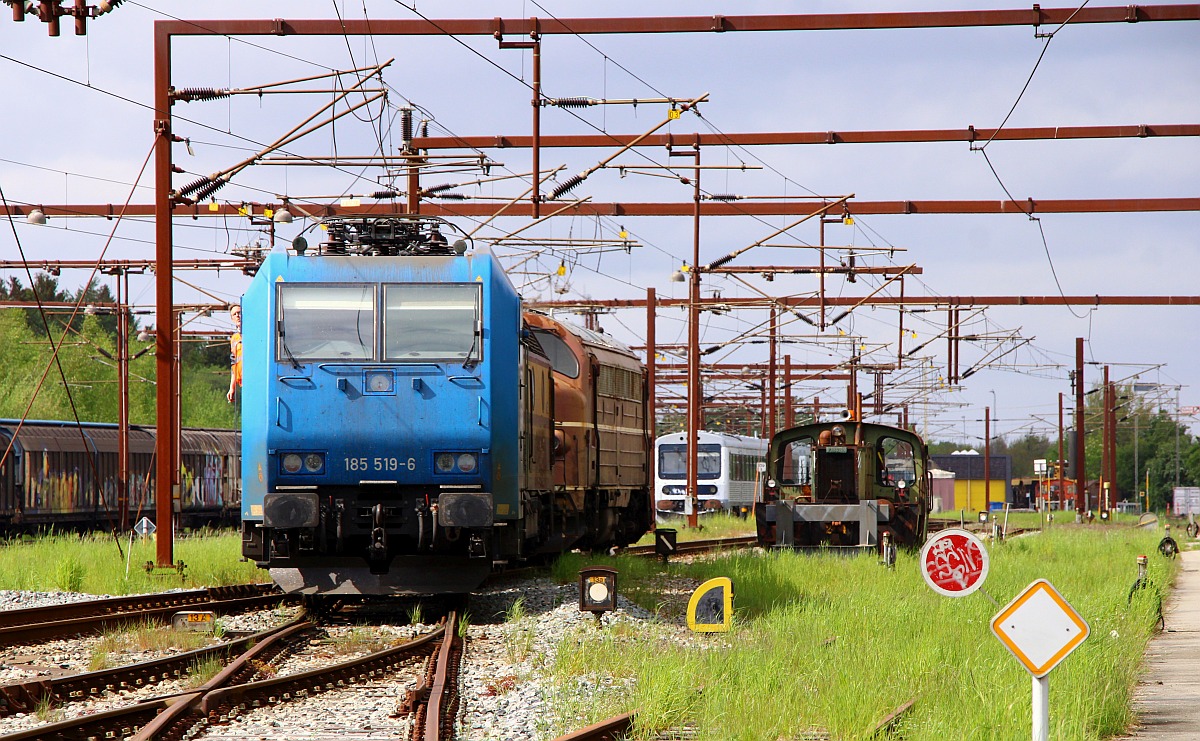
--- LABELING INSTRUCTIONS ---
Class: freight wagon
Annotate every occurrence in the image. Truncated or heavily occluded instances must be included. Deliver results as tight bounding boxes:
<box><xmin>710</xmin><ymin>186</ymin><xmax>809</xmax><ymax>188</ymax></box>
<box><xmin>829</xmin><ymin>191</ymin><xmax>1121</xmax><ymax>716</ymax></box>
<box><xmin>0</xmin><ymin>420</ymin><xmax>240</xmax><ymax>531</ymax></box>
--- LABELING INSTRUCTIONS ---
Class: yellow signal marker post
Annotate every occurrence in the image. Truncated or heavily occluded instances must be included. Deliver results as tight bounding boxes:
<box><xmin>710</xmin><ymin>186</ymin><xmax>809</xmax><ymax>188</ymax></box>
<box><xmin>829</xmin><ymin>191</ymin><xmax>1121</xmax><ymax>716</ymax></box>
<box><xmin>686</xmin><ymin>577</ymin><xmax>733</xmax><ymax>632</ymax></box>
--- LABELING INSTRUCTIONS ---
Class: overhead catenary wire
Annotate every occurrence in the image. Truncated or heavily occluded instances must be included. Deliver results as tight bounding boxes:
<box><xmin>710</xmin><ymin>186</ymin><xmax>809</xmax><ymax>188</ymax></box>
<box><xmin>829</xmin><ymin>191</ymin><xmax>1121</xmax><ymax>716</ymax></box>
<box><xmin>4</xmin><ymin>4</ymin><xmax>1161</xmax><ymax>431</ymax></box>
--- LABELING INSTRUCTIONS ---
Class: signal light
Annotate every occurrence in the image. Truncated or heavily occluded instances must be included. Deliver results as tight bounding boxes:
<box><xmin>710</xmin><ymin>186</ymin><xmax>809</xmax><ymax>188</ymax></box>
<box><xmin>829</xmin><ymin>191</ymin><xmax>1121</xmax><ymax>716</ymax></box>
<box><xmin>579</xmin><ymin>566</ymin><xmax>618</xmax><ymax>620</ymax></box>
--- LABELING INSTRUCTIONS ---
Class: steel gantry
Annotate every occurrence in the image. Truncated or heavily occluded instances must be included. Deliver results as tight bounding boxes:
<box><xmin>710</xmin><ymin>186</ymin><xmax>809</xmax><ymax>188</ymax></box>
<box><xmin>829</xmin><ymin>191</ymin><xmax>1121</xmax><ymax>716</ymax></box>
<box><xmin>81</xmin><ymin>4</ymin><xmax>1195</xmax><ymax>557</ymax></box>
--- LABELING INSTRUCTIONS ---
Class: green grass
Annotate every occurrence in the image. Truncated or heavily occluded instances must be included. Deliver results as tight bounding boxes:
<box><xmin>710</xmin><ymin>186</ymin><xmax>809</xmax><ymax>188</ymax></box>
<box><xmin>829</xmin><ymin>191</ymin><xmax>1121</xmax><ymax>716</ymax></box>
<box><xmin>635</xmin><ymin>513</ymin><xmax>757</xmax><ymax>546</ymax></box>
<box><xmin>553</xmin><ymin>550</ymin><xmax>675</xmax><ymax>616</ymax></box>
<box><xmin>0</xmin><ymin>531</ymin><xmax>266</xmax><ymax>594</ymax></box>
<box><xmin>503</xmin><ymin>597</ymin><xmax>538</xmax><ymax>664</ymax></box>
<box><xmin>325</xmin><ymin>625</ymin><xmax>390</xmax><ymax>655</ymax></box>
<box><xmin>185</xmin><ymin>655</ymin><xmax>225</xmax><ymax>688</ymax></box>
<box><xmin>89</xmin><ymin>618</ymin><xmax>214</xmax><ymax>670</ymax></box>
<box><xmin>546</xmin><ymin>524</ymin><xmax>1176</xmax><ymax>740</ymax></box>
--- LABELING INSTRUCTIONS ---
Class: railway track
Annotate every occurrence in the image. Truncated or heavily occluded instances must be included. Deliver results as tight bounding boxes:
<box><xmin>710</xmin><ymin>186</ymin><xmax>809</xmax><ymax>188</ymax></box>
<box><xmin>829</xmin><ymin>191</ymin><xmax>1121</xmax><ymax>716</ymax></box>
<box><xmin>0</xmin><ymin>612</ymin><xmax>307</xmax><ymax>717</ymax></box>
<box><xmin>0</xmin><ymin>584</ymin><xmax>273</xmax><ymax>630</ymax></box>
<box><xmin>551</xmin><ymin>712</ymin><xmax>634</xmax><ymax>741</ymax></box>
<box><xmin>0</xmin><ymin>584</ymin><xmax>290</xmax><ymax>646</ymax></box>
<box><xmin>0</xmin><ymin>605</ymin><xmax>464</xmax><ymax>741</ymax></box>
<box><xmin>0</xmin><ymin>612</ymin><xmax>311</xmax><ymax>741</ymax></box>
<box><xmin>623</xmin><ymin>522</ymin><xmax>1041</xmax><ymax>561</ymax></box>
<box><xmin>621</xmin><ymin>534</ymin><xmax>759</xmax><ymax>558</ymax></box>
<box><xmin>0</xmin><ymin>535</ymin><xmax>945</xmax><ymax>740</ymax></box>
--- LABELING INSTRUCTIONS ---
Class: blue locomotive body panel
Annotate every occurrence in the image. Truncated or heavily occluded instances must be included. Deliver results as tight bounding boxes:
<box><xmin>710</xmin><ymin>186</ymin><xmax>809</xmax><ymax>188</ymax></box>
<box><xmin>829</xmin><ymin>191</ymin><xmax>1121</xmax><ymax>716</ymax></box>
<box><xmin>242</xmin><ymin>250</ymin><xmax>520</xmax><ymax>525</ymax></box>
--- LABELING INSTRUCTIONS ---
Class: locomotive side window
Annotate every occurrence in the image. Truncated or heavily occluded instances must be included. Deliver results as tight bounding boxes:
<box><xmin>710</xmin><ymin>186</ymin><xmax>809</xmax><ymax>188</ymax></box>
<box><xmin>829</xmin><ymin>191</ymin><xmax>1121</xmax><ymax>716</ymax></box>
<box><xmin>383</xmin><ymin>284</ymin><xmax>481</xmax><ymax>361</ymax></box>
<box><xmin>527</xmin><ymin>328</ymin><xmax>579</xmax><ymax>378</ymax></box>
<box><xmin>658</xmin><ymin>443</ymin><xmax>721</xmax><ymax>479</ymax></box>
<box><xmin>277</xmin><ymin>284</ymin><xmax>375</xmax><ymax>361</ymax></box>
<box><xmin>879</xmin><ymin>436</ymin><xmax>917</xmax><ymax>487</ymax></box>
<box><xmin>776</xmin><ymin>438</ymin><xmax>814</xmax><ymax>496</ymax></box>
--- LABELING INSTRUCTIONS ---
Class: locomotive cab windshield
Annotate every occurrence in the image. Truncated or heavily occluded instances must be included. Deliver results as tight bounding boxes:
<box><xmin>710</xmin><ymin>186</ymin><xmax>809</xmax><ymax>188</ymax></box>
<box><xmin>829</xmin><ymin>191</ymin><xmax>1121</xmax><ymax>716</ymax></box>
<box><xmin>382</xmin><ymin>284</ymin><xmax>480</xmax><ymax>362</ymax></box>
<box><xmin>275</xmin><ymin>283</ymin><xmax>482</xmax><ymax>364</ymax></box>
<box><xmin>277</xmin><ymin>284</ymin><xmax>375</xmax><ymax>362</ymax></box>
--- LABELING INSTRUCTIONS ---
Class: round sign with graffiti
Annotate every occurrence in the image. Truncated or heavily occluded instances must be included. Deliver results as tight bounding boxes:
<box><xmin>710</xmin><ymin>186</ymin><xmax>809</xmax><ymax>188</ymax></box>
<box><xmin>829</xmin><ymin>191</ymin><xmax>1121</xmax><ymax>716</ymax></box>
<box><xmin>919</xmin><ymin>528</ymin><xmax>989</xmax><ymax>597</ymax></box>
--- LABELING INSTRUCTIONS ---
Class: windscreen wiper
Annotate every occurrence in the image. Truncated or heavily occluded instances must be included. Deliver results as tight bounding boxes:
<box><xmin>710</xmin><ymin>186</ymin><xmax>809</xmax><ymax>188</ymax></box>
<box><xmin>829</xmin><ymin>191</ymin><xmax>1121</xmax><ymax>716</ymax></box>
<box><xmin>277</xmin><ymin>318</ymin><xmax>302</xmax><ymax>370</ymax></box>
<box><xmin>463</xmin><ymin>319</ymin><xmax>482</xmax><ymax>369</ymax></box>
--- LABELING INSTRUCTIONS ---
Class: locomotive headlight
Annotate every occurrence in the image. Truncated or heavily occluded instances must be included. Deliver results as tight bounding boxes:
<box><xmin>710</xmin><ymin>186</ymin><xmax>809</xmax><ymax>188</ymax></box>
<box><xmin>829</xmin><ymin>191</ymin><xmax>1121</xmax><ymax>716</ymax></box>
<box><xmin>435</xmin><ymin>453</ymin><xmax>455</xmax><ymax>473</ymax></box>
<box><xmin>456</xmin><ymin>453</ymin><xmax>477</xmax><ymax>473</ymax></box>
<box><xmin>365</xmin><ymin>370</ymin><xmax>393</xmax><ymax>393</ymax></box>
<box><xmin>282</xmin><ymin>454</ymin><xmax>303</xmax><ymax>474</ymax></box>
<box><xmin>303</xmin><ymin>453</ymin><xmax>324</xmax><ymax>473</ymax></box>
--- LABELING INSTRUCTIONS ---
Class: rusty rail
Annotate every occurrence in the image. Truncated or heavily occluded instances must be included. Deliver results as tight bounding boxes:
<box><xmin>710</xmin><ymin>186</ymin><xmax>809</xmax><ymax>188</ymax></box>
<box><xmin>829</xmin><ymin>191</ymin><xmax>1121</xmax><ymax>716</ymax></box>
<box><xmin>0</xmin><ymin>584</ymin><xmax>272</xmax><ymax>630</ymax></box>
<box><xmin>549</xmin><ymin>699</ymin><xmax>905</xmax><ymax>741</ymax></box>
<box><xmin>412</xmin><ymin>610</ymin><xmax>464</xmax><ymax>741</ymax></box>
<box><xmin>0</xmin><ymin>588</ymin><xmax>291</xmax><ymax>646</ymax></box>
<box><xmin>552</xmin><ymin>712</ymin><xmax>636</xmax><ymax>741</ymax></box>
<box><xmin>622</xmin><ymin>535</ymin><xmax>759</xmax><ymax>557</ymax></box>
<box><xmin>131</xmin><ymin>616</ymin><xmax>315</xmax><ymax>740</ymax></box>
<box><xmin>0</xmin><ymin>614</ymin><xmax>308</xmax><ymax>741</ymax></box>
<box><xmin>0</xmin><ymin>612</ymin><xmax>306</xmax><ymax>717</ymax></box>
<box><xmin>191</xmin><ymin>615</ymin><xmax>452</xmax><ymax>737</ymax></box>
<box><xmin>871</xmin><ymin>697</ymin><xmax>916</xmax><ymax>737</ymax></box>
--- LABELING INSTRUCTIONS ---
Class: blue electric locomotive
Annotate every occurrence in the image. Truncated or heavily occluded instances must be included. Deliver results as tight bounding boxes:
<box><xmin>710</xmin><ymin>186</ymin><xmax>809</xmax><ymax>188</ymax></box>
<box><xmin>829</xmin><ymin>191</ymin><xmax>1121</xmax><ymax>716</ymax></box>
<box><xmin>239</xmin><ymin>215</ymin><xmax>650</xmax><ymax>595</ymax></box>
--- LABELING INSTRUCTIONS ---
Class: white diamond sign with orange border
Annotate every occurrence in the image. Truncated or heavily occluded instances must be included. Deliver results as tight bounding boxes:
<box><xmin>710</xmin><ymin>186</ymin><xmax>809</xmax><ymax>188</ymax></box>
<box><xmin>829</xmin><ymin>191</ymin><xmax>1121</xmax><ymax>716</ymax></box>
<box><xmin>991</xmin><ymin>579</ymin><xmax>1090</xmax><ymax>677</ymax></box>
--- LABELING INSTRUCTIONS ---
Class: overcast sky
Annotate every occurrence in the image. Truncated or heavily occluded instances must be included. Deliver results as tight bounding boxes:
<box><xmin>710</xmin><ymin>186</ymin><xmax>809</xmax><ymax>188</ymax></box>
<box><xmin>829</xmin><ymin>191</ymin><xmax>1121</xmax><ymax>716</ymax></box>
<box><xmin>2</xmin><ymin>1</ymin><xmax>1197</xmax><ymax>444</ymax></box>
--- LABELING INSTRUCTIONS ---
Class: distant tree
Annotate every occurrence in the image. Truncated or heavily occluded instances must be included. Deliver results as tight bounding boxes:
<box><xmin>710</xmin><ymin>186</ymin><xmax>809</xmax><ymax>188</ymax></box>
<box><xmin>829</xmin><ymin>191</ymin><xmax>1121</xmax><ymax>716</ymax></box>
<box><xmin>0</xmin><ymin>273</ymin><xmax>70</xmax><ymax>336</ymax></box>
<box><xmin>1004</xmin><ymin>434</ymin><xmax>1055</xmax><ymax>478</ymax></box>
<box><xmin>0</xmin><ymin>279</ymin><xmax>237</xmax><ymax>430</ymax></box>
<box><xmin>69</xmin><ymin>278</ymin><xmax>122</xmax><ymax>336</ymax></box>
<box><xmin>0</xmin><ymin>273</ymin><xmax>128</xmax><ymax>338</ymax></box>
<box><xmin>928</xmin><ymin>440</ymin><xmax>975</xmax><ymax>456</ymax></box>
<box><xmin>1077</xmin><ymin>382</ymin><xmax>1199</xmax><ymax>511</ymax></box>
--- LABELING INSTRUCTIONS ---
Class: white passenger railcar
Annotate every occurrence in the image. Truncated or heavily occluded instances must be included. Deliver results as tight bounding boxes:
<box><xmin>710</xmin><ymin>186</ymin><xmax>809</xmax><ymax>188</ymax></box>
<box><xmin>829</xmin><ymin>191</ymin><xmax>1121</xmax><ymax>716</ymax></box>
<box><xmin>654</xmin><ymin>430</ymin><xmax>768</xmax><ymax>518</ymax></box>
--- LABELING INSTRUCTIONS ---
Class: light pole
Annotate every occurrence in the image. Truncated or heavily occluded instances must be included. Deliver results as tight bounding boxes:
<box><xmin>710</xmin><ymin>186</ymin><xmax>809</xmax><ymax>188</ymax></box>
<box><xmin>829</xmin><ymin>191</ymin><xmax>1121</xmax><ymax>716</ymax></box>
<box><xmin>990</xmin><ymin>390</ymin><xmax>998</xmax><ymax>445</ymax></box>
